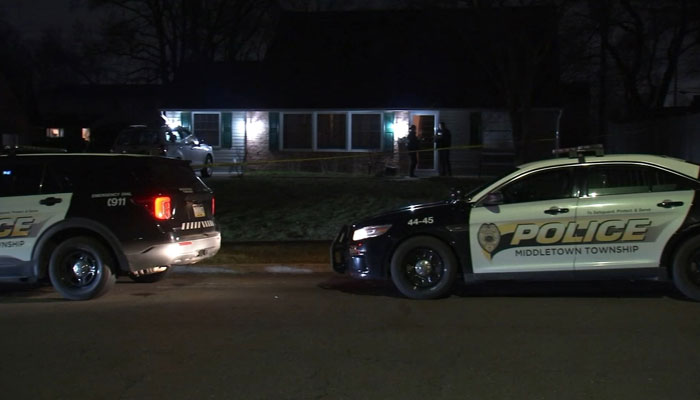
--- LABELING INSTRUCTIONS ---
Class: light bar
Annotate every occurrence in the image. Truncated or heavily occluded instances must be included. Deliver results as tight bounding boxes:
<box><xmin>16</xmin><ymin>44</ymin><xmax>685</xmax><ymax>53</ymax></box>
<box><xmin>552</xmin><ymin>144</ymin><xmax>604</xmax><ymax>158</ymax></box>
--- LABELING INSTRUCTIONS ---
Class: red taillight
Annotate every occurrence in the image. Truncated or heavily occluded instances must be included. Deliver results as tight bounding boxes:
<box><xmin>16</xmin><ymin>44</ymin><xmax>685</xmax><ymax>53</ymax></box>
<box><xmin>154</xmin><ymin>196</ymin><xmax>171</xmax><ymax>220</ymax></box>
<box><xmin>211</xmin><ymin>197</ymin><xmax>216</xmax><ymax>216</ymax></box>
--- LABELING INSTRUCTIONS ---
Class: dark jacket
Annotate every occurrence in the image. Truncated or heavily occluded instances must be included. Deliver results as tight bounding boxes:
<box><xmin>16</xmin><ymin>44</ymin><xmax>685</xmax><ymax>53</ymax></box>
<box><xmin>407</xmin><ymin>131</ymin><xmax>419</xmax><ymax>151</ymax></box>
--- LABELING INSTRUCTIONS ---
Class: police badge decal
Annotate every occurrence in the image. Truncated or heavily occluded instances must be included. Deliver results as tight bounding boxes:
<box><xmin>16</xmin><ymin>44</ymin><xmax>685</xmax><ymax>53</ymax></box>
<box><xmin>478</xmin><ymin>223</ymin><xmax>501</xmax><ymax>259</ymax></box>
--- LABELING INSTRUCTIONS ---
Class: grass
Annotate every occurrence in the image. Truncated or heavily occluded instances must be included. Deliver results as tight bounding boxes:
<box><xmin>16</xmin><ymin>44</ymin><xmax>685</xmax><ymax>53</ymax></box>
<box><xmin>203</xmin><ymin>171</ymin><xmax>486</xmax><ymax>264</ymax></box>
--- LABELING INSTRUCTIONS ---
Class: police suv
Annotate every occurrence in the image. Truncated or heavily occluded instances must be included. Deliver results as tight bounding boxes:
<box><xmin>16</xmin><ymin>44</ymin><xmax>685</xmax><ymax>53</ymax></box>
<box><xmin>0</xmin><ymin>152</ymin><xmax>221</xmax><ymax>300</ymax></box>
<box><xmin>332</xmin><ymin>147</ymin><xmax>700</xmax><ymax>300</ymax></box>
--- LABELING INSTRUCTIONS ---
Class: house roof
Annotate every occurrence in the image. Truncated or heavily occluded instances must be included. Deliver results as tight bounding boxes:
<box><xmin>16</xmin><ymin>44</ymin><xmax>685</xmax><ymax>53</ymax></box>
<box><xmin>165</xmin><ymin>7</ymin><xmax>561</xmax><ymax>110</ymax></box>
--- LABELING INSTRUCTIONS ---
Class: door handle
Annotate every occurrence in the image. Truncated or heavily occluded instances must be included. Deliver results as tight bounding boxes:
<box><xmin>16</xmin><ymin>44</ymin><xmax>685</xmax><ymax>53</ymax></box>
<box><xmin>657</xmin><ymin>200</ymin><xmax>684</xmax><ymax>209</ymax></box>
<box><xmin>39</xmin><ymin>197</ymin><xmax>63</xmax><ymax>206</ymax></box>
<box><xmin>544</xmin><ymin>207</ymin><xmax>569</xmax><ymax>215</ymax></box>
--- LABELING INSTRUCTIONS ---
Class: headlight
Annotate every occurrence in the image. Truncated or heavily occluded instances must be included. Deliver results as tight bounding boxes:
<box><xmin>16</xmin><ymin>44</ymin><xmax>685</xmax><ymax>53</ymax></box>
<box><xmin>352</xmin><ymin>224</ymin><xmax>392</xmax><ymax>241</ymax></box>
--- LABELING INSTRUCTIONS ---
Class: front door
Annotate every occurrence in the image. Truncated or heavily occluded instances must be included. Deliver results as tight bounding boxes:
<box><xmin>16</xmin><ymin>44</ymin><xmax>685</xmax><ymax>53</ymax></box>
<box><xmin>411</xmin><ymin>113</ymin><xmax>437</xmax><ymax>172</ymax></box>
<box><xmin>469</xmin><ymin>167</ymin><xmax>578</xmax><ymax>274</ymax></box>
<box><xmin>0</xmin><ymin>159</ymin><xmax>71</xmax><ymax>267</ymax></box>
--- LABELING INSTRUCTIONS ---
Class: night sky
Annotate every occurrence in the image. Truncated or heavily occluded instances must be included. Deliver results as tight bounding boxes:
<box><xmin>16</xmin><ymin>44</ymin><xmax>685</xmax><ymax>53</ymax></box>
<box><xmin>2</xmin><ymin>0</ymin><xmax>94</xmax><ymax>39</ymax></box>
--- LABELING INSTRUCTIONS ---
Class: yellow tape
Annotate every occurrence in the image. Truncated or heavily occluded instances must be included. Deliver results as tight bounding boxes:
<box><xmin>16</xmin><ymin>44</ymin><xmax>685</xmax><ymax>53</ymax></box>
<box><xmin>194</xmin><ymin>144</ymin><xmax>486</xmax><ymax>169</ymax></box>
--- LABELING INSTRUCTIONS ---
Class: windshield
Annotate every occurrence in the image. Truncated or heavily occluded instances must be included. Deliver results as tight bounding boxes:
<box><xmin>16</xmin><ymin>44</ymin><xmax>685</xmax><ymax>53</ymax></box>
<box><xmin>115</xmin><ymin>129</ymin><xmax>161</xmax><ymax>146</ymax></box>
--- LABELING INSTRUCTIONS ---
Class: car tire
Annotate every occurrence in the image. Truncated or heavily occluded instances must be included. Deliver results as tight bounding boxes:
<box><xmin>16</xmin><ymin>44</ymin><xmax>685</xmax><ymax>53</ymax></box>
<box><xmin>672</xmin><ymin>235</ymin><xmax>700</xmax><ymax>301</ymax></box>
<box><xmin>128</xmin><ymin>266</ymin><xmax>171</xmax><ymax>283</ymax></box>
<box><xmin>48</xmin><ymin>236</ymin><xmax>116</xmax><ymax>301</ymax></box>
<box><xmin>390</xmin><ymin>236</ymin><xmax>457</xmax><ymax>299</ymax></box>
<box><xmin>201</xmin><ymin>155</ymin><xmax>213</xmax><ymax>178</ymax></box>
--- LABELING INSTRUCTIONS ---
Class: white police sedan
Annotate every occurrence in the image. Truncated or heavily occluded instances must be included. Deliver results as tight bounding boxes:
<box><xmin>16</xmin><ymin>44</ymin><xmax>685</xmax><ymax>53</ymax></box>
<box><xmin>332</xmin><ymin>146</ymin><xmax>700</xmax><ymax>300</ymax></box>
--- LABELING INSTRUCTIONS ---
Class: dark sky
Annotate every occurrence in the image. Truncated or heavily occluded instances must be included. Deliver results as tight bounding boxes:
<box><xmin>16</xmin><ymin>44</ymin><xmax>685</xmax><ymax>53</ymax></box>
<box><xmin>2</xmin><ymin>0</ymin><xmax>93</xmax><ymax>39</ymax></box>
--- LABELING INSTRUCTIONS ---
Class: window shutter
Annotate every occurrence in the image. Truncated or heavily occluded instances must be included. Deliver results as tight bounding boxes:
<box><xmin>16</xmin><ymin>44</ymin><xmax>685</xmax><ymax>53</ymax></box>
<box><xmin>383</xmin><ymin>112</ymin><xmax>395</xmax><ymax>152</ymax></box>
<box><xmin>221</xmin><ymin>112</ymin><xmax>232</xmax><ymax>148</ymax></box>
<box><xmin>269</xmin><ymin>112</ymin><xmax>280</xmax><ymax>151</ymax></box>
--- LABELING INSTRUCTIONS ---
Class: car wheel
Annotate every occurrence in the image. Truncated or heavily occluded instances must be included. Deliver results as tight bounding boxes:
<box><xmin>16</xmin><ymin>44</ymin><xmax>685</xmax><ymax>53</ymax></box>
<box><xmin>128</xmin><ymin>266</ymin><xmax>171</xmax><ymax>283</ymax></box>
<box><xmin>672</xmin><ymin>236</ymin><xmax>700</xmax><ymax>301</ymax></box>
<box><xmin>48</xmin><ymin>236</ymin><xmax>116</xmax><ymax>301</ymax></box>
<box><xmin>201</xmin><ymin>155</ymin><xmax>213</xmax><ymax>177</ymax></box>
<box><xmin>390</xmin><ymin>236</ymin><xmax>457</xmax><ymax>299</ymax></box>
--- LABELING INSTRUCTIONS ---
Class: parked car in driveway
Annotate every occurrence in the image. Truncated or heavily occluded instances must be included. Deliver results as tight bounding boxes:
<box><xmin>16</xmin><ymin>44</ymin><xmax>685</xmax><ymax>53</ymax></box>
<box><xmin>332</xmin><ymin>145</ymin><xmax>700</xmax><ymax>300</ymax></box>
<box><xmin>111</xmin><ymin>125</ymin><xmax>215</xmax><ymax>177</ymax></box>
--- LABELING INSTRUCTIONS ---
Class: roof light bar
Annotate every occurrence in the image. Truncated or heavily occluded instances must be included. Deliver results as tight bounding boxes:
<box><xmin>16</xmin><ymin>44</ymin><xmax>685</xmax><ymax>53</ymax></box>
<box><xmin>552</xmin><ymin>144</ymin><xmax>604</xmax><ymax>160</ymax></box>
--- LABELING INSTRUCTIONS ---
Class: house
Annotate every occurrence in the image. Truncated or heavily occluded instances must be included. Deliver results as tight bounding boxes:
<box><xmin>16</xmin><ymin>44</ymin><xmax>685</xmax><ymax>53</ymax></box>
<box><xmin>159</xmin><ymin>7</ymin><xmax>567</xmax><ymax>176</ymax></box>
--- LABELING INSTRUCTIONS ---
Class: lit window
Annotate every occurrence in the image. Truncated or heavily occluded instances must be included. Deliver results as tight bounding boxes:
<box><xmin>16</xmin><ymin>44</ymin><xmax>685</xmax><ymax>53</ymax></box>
<box><xmin>164</xmin><ymin>111</ymin><xmax>182</xmax><ymax>129</ymax></box>
<box><xmin>81</xmin><ymin>128</ymin><xmax>91</xmax><ymax>142</ymax></box>
<box><xmin>46</xmin><ymin>128</ymin><xmax>64</xmax><ymax>138</ymax></box>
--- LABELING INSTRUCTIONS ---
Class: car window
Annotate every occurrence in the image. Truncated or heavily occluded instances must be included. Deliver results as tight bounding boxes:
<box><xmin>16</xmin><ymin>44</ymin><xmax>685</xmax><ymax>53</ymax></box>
<box><xmin>585</xmin><ymin>165</ymin><xmax>700</xmax><ymax>196</ymax></box>
<box><xmin>499</xmin><ymin>167</ymin><xmax>574</xmax><ymax>204</ymax></box>
<box><xmin>116</xmin><ymin>129</ymin><xmax>161</xmax><ymax>146</ymax></box>
<box><xmin>648</xmin><ymin>168</ymin><xmax>700</xmax><ymax>192</ymax></box>
<box><xmin>0</xmin><ymin>159</ymin><xmax>45</xmax><ymax>197</ymax></box>
<box><xmin>43</xmin><ymin>158</ymin><xmax>134</xmax><ymax>193</ymax></box>
<box><xmin>166</xmin><ymin>130</ymin><xmax>182</xmax><ymax>143</ymax></box>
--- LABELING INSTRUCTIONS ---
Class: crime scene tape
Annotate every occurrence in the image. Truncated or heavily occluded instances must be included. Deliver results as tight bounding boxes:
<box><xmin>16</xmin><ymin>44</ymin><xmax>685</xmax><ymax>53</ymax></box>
<box><xmin>191</xmin><ymin>144</ymin><xmax>486</xmax><ymax>169</ymax></box>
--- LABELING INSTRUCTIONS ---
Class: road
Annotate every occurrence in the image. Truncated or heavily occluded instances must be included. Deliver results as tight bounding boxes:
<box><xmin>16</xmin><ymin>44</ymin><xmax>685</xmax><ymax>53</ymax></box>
<box><xmin>1</xmin><ymin>271</ymin><xmax>699</xmax><ymax>400</ymax></box>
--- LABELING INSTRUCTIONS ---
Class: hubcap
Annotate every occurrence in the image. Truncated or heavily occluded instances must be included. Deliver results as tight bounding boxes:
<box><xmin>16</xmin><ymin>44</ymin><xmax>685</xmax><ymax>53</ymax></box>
<box><xmin>414</xmin><ymin>259</ymin><xmax>433</xmax><ymax>277</ymax></box>
<box><xmin>64</xmin><ymin>252</ymin><xmax>98</xmax><ymax>287</ymax></box>
<box><xmin>403</xmin><ymin>248</ymin><xmax>444</xmax><ymax>288</ymax></box>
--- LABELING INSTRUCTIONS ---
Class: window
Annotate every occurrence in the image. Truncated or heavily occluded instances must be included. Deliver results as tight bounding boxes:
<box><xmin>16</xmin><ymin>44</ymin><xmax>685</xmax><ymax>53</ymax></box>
<box><xmin>649</xmin><ymin>168</ymin><xmax>700</xmax><ymax>192</ymax></box>
<box><xmin>351</xmin><ymin>114</ymin><xmax>381</xmax><ymax>150</ymax></box>
<box><xmin>586</xmin><ymin>166</ymin><xmax>647</xmax><ymax>196</ymax></box>
<box><xmin>283</xmin><ymin>114</ymin><xmax>312</xmax><ymax>149</ymax></box>
<box><xmin>586</xmin><ymin>165</ymin><xmax>700</xmax><ymax>196</ymax></box>
<box><xmin>0</xmin><ymin>161</ymin><xmax>44</xmax><ymax>197</ymax></box>
<box><xmin>193</xmin><ymin>113</ymin><xmax>220</xmax><ymax>147</ymax></box>
<box><xmin>46</xmin><ymin>128</ymin><xmax>64</xmax><ymax>138</ymax></box>
<box><xmin>500</xmin><ymin>168</ymin><xmax>574</xmax><ymax>204</ymax></box>
<box><xmin>279</xmin><ymin>111</ymin><xmax>385</xmax><ymax>151</ymax></box>
<box><xmin>317</xmin><ymin>113</ymin><xmax>347</xmax><ymax>149</ymax></box>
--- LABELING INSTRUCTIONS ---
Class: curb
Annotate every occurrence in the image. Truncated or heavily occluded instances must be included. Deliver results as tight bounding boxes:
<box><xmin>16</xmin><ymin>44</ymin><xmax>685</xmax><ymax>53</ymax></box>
<box><xmin>173</xmin><ymin>263</ymin><xmax>329</xmax><ymax>275</ymax></box>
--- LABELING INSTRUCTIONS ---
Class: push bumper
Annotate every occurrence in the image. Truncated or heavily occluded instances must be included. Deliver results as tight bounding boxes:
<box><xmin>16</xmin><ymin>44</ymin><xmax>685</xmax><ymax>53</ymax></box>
<box><xmin>122</xmin><ymin>232</ymin><xmax>221</xmax><ymax>271</ymax></box>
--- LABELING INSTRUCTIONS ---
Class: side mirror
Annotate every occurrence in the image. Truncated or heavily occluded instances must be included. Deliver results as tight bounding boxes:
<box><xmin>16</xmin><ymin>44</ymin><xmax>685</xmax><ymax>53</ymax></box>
<box><xmin>482</xmin><ymin>191</ymin><xmax>504</xmax><ymax>206</ymax></box>
<box><xmin>449</xmin><ymin>187</ymin><xmax>466</xmax><ymax>203</ymax></box>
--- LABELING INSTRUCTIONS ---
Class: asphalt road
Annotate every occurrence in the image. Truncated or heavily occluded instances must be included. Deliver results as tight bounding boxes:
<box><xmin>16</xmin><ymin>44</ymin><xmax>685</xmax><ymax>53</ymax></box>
<box><xmin>1</xmin><ymin>271</ymin><xmax>699</xmax><ymax>400</ymax></box>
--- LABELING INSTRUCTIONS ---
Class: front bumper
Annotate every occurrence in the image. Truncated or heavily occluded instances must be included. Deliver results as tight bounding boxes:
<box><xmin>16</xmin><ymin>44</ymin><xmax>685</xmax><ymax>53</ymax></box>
<box><xmin>122</xmin><ymin>232</ymin><xmax>221</xmax><ymax>271</ymax></box>
<box><xmin>330</xmin><ymin>225</ymin><xmax>387</xmax><ymax>279</ymax></box>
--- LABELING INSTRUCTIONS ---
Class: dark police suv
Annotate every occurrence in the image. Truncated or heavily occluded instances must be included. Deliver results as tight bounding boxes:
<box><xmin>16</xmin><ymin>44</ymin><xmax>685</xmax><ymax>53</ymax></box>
<box><xmin>332</xmin><ymin>147</ymin><xmax>700</xmax><ymax>300</ymax></box>
<box><xmin>0</xmin><ymin>153</ymin><xmax>221</xmax><ymax>300</ymax></box>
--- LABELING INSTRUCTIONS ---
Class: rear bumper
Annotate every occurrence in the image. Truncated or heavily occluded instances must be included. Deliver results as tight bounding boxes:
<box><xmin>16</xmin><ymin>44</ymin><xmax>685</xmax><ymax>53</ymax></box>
<box><xmin>123</xmin><ymin>232</ymin><xmax>221</xmax><ymax>271</ymax></box>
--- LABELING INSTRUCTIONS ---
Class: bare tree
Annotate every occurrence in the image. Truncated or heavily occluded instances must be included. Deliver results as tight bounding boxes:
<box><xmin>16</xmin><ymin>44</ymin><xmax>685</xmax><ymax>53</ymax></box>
<box><xmin>462</xmin><ymin>3</ymin><xmax>565</xmax><ymax>162</ymax></box>
<box><xmin>596</xmin><ymin>0</ymin><xmax>700</xmax><ymax>118</ymax></box>
<box><xmin>88</xmin><ymin>0</ymin><xmax>275</xmax><ymax>83</ymax></box>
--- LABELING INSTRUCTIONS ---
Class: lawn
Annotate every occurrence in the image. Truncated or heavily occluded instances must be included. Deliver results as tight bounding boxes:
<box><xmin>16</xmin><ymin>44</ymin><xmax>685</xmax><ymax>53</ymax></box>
<box><xmin>206</xmin><ymin>171</ymin><xmax>486</xmax><ymax>243</ymax></box>
<box><xmin>202</xmin><ymin>171</ymin><xmax>486</xmax><ymax>264</ymax></box>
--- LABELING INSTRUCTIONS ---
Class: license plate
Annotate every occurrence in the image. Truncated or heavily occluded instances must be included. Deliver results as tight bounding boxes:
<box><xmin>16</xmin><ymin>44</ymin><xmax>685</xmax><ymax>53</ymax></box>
<box><xmin>192</xmin><ymin>204</ymin><xmax>206</xmax><ymax>218</ymax></box>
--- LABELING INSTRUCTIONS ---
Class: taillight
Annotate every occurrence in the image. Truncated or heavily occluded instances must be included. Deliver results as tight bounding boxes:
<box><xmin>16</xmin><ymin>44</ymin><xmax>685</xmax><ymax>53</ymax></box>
<box><xmin>212</xmin><ymin>197</ymin><xmax>216</xmax><ymax>216</ymax></box>
<box><xmin>133</xmin><ymin>194</ymin><xmax>173</xmax><ymax>220</ymax></box>
<box><xmin>154</xmin><ymin>196</ymin><xmax>171</xmax><ymax>220</ymax></box>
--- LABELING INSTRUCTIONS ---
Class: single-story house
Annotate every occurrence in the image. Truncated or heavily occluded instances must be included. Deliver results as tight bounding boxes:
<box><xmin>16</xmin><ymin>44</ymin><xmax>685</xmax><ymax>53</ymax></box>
<box><xmin>158</xmin><ymin>7</ymin><xmax>571</xmax><ymax>176</ymax></box>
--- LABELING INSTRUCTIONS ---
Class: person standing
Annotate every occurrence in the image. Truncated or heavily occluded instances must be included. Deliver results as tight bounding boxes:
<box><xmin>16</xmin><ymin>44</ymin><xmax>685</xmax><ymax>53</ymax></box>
<box><xmin>407</xmin><ymin>125</ymin><xmax>419</xmax><ymax>177</ymax></box>
<box><xmin>435</xmin><ymin>121</ymin><xmax>452</xmax><ymax>176</ymax></box>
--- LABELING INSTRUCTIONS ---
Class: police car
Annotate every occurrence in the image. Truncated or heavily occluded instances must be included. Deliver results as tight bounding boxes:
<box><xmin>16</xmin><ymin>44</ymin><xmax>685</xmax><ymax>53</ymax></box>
<box><xmin>331</xmin><ymin>146</ymin><xmax>700</xmax><ymax>300</ymax></box>
<box><xmin>0</xmin><ymin>153</ymin><xmax>221</xmax><ymax>300</ymax></box>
